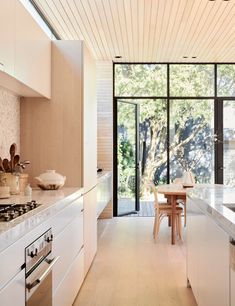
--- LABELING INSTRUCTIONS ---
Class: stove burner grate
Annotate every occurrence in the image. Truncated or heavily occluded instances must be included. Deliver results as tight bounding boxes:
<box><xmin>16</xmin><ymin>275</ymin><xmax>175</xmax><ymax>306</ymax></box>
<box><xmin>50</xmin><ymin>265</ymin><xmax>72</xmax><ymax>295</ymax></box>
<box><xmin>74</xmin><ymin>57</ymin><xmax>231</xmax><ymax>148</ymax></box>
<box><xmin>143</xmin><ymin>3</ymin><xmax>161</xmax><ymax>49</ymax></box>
<box><xmin>0</xmin><ymin>201</ymin><xmax>41</xmax><ymax>222</ymax></box>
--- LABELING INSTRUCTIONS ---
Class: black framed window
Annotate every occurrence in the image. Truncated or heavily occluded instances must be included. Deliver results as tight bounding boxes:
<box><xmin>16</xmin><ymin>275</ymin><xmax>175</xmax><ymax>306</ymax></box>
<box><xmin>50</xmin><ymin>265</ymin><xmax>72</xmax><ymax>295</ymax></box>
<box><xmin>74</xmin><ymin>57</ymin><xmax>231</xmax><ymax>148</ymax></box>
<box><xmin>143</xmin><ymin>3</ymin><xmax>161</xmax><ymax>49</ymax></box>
<box><xmin>113</xmin><ymin>63</ymin><xmax>235</xmax><ymax>216</ymax></box>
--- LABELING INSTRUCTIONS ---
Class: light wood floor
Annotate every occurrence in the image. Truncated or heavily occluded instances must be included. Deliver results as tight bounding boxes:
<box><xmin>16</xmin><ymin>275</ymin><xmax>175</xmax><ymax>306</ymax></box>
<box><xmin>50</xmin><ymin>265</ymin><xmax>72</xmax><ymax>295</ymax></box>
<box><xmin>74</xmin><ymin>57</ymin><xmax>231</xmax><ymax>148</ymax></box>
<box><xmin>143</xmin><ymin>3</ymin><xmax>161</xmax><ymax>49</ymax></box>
<box><xmin>73</xmin><ymin>217</ymin><xmax>197</xmax><ymax>306</ymax></box>
<box><xmin>118</xmin><ymin>199</ymin><xmax>155</xmax><ymax>216</ymax></box>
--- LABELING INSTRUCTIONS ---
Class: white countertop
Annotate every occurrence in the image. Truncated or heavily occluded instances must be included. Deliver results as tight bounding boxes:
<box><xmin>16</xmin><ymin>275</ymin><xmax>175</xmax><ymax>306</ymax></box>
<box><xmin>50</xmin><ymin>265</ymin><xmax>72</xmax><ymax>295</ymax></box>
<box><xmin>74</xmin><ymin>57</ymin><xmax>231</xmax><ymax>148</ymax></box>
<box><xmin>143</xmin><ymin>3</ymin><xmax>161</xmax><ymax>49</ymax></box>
<box><xmin>97</xmin><ymin>170</ymin><xmax>112</xmax><ymax>181</ymax></box>
<box><xmin>0</xmin><ymin>187</ymin><xmax>83</xmax><ymax>252</ymax></box>
<box><xmin>187</xmin><ymin>184</ymin><xmax>235</xmax><ymax>239</ymax></box>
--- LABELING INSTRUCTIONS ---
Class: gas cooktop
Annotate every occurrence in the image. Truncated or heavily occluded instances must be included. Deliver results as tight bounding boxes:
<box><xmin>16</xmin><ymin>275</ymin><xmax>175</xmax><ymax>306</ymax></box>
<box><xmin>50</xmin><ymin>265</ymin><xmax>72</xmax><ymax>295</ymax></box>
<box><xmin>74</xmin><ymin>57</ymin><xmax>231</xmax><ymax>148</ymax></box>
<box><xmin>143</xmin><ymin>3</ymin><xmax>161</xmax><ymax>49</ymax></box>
<box><xmin>0</xmin><ymin>200</ymin><xmax>41</xmax><ymax>222</ymax></box>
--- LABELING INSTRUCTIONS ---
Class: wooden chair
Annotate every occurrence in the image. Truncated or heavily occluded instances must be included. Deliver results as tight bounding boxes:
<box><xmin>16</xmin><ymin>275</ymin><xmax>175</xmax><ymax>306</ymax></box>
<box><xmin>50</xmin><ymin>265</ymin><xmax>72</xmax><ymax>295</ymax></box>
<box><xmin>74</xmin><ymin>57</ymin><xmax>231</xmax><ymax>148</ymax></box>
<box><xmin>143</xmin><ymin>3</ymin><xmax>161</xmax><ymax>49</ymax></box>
<box><xmin>174</xmin><ymin>177</ymin><xmax>187</xmax><ymax>227</ymax></box>
<box><xmin>148</xmin><ymin>182</ymin><xmax>183</xmax><ymax>240</ymax></box>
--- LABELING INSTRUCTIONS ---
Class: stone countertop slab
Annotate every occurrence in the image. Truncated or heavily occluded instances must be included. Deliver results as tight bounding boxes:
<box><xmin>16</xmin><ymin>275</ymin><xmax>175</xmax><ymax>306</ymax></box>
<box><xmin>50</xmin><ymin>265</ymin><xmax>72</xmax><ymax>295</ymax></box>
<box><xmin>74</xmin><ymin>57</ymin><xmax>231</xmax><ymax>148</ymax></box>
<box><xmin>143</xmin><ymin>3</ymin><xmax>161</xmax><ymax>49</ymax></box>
<box><xmin>0</xmin><ymin>187</ymin><xmax>83</xmax><ymax>252</ymax></box>
<box><xmin>97</xmin><ymin>170</ymin><xmax>112</xmax><ymax>181</ymax></box>
<box><xmin>187</xmin><ymin>184</ymin><xmax>235</xmax><ymax>239</ymax></box>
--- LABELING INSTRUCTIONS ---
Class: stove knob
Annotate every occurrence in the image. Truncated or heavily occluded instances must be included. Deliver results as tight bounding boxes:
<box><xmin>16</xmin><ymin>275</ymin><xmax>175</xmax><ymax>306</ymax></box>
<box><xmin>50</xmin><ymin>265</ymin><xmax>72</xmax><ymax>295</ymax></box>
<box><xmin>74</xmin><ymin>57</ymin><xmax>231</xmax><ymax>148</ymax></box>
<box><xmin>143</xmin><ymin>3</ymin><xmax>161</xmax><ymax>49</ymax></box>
<box><xmin>4</xmin><ymin>213</ymin><xmax>10</xmax><ymax>221</ymax></box>
<box><xmin>30</xmin><ymin>251</ymin><xmax>34</xmax><ymax>258</ymax></box>
<box><xmin>9</xmin><ymin>211</ymin><xmax>15</xmax><ymax>218</ymax></box>
<box><xmin>46</xmin><ymin>234</ymin><xmax>53</xmax><ymax>243</ymax></box>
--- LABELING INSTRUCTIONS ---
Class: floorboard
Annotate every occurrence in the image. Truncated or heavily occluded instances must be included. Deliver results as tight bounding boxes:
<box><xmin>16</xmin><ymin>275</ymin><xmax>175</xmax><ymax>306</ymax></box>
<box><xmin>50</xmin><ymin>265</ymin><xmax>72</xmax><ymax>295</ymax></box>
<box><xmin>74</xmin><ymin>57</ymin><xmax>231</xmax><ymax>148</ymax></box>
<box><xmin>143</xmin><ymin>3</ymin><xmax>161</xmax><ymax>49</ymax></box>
<box><xmin>73</xmin><ymin>217</ymin><xmax>197</xmax><ymax>306</ymax></box>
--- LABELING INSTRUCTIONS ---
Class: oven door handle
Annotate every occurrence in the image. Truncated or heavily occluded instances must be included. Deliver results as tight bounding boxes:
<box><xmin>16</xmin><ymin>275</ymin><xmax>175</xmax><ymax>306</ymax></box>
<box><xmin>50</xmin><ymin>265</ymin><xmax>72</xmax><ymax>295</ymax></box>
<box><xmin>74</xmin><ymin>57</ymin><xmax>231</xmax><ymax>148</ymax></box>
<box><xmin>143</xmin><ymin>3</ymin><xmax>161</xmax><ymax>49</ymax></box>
<box><xmin>26</xmin><ymin>256</ymin><xmax>60</xmax><ymax>291</ymax></box>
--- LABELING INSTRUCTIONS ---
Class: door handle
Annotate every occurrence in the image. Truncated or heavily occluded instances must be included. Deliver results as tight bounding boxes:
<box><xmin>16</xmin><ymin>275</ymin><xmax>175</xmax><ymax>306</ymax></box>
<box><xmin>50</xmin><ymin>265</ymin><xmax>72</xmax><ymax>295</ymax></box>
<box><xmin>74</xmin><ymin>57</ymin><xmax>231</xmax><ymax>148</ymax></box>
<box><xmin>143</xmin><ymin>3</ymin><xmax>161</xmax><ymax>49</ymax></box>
<box><xmin>26</xmin><ymin>256</ymin><xmax>60</xmax><ymax>291</ymax></box>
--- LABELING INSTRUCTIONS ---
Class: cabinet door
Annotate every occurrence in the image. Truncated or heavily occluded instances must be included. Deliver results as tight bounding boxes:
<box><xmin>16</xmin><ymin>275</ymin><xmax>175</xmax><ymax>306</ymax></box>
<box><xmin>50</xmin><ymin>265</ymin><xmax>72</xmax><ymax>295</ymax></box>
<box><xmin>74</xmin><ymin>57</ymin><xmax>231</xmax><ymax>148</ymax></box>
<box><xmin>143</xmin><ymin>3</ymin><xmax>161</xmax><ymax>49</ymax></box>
<box><xmin>231</xmin><ymin>268</ymin><xmax>235</xmax><ymax>306</ymax></box>
<box><xmin>84</xmin><ymin>187</ymin><xmax>97</xmax><ymax>275</ymax></box>
<box><xmin>0</xmin><ymin>0</ymin><xmax>15</xmax><ymax>75</ymax></box>
<box><xmin>15</xmin><ymin>0</ymin><xmax>51</xmax><ymax>97</ymax></box>
<box><xmin>0</xmin><ymin>270</ymin><xmax>25</xmax><ymax>306</ymax></box>
<box><xmin>187</xmin><ymin>198</ymin><xmax>205</xmax><ymax>303</ymax></box>
<box><xmin>53</xmin><ymin>211</ymin><xmax>84</xmax><ymax>292</ymax></box>
<box><xmin>83</xmin><ymin>45</ymin><xmax>97</xmax><ymax>191</ymax></box>
<box><xmin>53</xmin><ymin>248</ymin><xmax>84</xmax><ymax>306</ymax></box>
<box><xmin>199</xmin><ymin>216</ymin><xmax>229</xmax><ymax>306</ymax></box>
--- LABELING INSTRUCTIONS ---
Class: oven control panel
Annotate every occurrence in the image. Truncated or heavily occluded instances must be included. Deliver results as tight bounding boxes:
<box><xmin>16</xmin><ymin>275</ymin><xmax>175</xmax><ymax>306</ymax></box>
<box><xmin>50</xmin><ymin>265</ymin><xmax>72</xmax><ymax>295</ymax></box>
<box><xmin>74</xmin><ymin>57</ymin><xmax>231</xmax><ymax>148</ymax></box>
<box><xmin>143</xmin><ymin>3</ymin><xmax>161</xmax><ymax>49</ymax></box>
<box><xmin>25</xmin><ymin>228</ymin><xmax>53</xmax><ymax>273</ymax></box>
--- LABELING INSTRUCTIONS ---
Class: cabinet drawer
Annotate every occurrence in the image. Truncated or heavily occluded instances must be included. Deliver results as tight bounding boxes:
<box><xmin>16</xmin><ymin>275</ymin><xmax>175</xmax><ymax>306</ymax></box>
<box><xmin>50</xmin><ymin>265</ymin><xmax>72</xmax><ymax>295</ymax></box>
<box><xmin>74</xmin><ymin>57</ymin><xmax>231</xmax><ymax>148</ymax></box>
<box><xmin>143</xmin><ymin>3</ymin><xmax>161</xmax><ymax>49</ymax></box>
<box><xmin>52</xmin><ymin>211</ymin><xmax>83</xmax><ymax>291</ymax></box>
<box><xmin>53</xmin><ymin>248</ymin><xmax>84</xmax><ymax>306</ymax></box>
<box><xmin>51</xmin><ymin>196</ymin><xmax>83</xmax><ymax>237</ymax></box>
<box><xmin>0</xmin><ymin>240</ymin><xmax>25</xmax><ymax>290</ymax></box>
<box><xmin>0</xmin><ymin>269</ymin><xmax>25</xmax><ymax>306</ymax></box>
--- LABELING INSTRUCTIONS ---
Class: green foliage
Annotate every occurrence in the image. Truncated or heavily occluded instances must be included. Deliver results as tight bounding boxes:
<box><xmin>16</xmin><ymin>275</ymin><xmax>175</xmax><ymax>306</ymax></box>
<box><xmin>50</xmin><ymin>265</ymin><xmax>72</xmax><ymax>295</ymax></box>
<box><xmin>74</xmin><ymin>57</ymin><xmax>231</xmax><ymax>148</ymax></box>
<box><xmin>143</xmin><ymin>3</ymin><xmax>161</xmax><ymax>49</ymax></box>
<box><xmin>115</xmin><ymin>64</ymin><xmax>235</xmax><ymax>199</ymax></box>
<box><xmin>217</xmin><ymin>65</ymin><xmax>235</xmax><ymax>96</ymax></box>
<box><xmin>115</xmin><ymin>64</ymin><xmax>167</xmax><ymax>97</ymax></box>
<box><xmin>170</xmin><ymin>64</ymin><xmax>214</xmax><ymax>96</ymax></box>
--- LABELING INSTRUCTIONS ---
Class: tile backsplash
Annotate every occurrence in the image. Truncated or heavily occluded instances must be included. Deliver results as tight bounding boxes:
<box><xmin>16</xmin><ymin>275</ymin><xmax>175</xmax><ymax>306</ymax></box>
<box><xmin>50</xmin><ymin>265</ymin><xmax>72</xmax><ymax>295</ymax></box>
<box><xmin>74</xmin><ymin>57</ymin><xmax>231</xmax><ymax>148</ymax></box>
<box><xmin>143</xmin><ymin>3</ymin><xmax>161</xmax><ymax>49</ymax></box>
<box><xmin>0</xmin><ymin>86</ymin><xmax>20</xmax><ymax>158</ymax></box>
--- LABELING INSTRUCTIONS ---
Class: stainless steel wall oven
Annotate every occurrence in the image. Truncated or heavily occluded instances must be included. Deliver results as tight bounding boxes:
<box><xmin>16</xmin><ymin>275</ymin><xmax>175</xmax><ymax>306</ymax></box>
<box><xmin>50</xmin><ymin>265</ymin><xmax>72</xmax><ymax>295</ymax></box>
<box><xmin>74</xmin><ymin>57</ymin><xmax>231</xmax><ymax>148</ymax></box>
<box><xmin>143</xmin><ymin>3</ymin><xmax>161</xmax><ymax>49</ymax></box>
<box><xmin>25</xmin><ymin>228</ymin><xmax>59</xmax><ymax>306</ymax></box>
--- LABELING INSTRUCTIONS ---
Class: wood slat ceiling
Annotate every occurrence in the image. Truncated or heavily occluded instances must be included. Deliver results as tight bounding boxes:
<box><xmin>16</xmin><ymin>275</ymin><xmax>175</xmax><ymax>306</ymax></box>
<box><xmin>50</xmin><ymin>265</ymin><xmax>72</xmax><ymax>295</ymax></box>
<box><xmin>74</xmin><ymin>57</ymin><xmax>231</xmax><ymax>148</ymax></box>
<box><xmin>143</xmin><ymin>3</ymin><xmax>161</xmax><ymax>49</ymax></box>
<box><xmin>33</xmin><ymin>0</ymin><xmax>235</xmax><ymax>62</ymax></box>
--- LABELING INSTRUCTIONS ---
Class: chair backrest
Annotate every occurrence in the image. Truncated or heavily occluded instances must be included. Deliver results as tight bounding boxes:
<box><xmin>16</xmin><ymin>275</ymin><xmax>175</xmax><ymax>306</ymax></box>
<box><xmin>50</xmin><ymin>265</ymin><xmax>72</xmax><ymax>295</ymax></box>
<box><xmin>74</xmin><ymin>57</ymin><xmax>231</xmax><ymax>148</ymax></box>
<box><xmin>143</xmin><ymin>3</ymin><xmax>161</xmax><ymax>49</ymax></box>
<box><xmin>174</xmin><ymin>177</ymin><xmax>183</xmax><ymax>184</ymax></box>
<box><xmin>148</xmin><ymin>181</ymin><xmax>159</xmax><ymax>213</ymax></box>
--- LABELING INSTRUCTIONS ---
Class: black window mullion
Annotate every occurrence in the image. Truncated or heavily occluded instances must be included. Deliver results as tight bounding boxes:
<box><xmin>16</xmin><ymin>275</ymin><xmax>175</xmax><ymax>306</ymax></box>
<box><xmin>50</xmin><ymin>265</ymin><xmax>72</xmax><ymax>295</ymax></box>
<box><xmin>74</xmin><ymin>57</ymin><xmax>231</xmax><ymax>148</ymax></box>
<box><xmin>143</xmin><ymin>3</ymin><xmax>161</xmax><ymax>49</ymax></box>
<box><xmin>167</xmin><ymin>64</ymin><xmax>170</xmax><ymax>183</ymax></box>
<box><xmin>214</xmin><ymin>99</ymin><xmax>223</xmax><ymax>184</ymax></box>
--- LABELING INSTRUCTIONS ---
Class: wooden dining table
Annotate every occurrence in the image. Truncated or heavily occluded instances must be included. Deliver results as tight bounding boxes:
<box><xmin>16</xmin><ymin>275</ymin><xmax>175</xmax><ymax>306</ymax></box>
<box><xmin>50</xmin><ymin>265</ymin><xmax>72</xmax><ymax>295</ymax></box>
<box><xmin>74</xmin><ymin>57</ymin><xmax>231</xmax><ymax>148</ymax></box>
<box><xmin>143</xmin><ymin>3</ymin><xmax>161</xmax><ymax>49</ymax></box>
<box><xmin>157</xmin><ymin>184</ymin><xmax>191</xmax><ymax>245</ymax></box>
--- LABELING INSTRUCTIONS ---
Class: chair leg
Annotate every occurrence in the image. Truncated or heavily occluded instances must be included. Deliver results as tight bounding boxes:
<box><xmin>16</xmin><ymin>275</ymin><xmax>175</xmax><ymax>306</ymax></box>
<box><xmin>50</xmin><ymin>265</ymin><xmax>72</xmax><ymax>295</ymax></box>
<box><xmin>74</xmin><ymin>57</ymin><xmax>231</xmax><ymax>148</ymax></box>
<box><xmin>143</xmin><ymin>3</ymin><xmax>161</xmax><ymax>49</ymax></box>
<box><xmin>178</xmin><ymin>214</ymin><xmax>182</xmax><ymax>240</ymax></box>
<box><xmin>153</xmin><ymin>215</ymin><xmax>157</xmax><ymax>237</ymax></box>
<box><xmin>168</xmin><ymin>215</ymin><xmax>171</xmax><ymax>227</ymax></box>
<box><xmin>155</xmin><ymin>217</ymin><xmax>160</xmax><ymax>239</ymax></box>
<box><xmin>176</xmin><ymin>214</ymin><xmax>179</xmax><ymax>237</ymax></box>
<box><xmin>153</xmin><ymin>214</ymin><xmax>161</xmax><ymax>240</ymax></box>
<box><xmin>184</xmin><ymin>204</ymin><xmax>186</xmax><ymax>227</ymax></box>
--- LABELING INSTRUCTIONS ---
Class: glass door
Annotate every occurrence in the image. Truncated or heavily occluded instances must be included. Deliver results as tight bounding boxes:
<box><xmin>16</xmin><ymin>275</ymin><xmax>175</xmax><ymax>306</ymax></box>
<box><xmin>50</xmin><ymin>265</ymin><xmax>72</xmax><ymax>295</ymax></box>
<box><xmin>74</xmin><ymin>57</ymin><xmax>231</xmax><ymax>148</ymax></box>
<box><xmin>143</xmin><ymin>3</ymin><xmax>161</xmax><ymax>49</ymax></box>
<box><xmin>117</xmin><ymin>100</ymin><xmax>140</xmax><ymax>215</ymax></box>
<box><xmin>223</xmin><ymin>100</ymin><xmax>235</xmax><ymax>185</ymax></box>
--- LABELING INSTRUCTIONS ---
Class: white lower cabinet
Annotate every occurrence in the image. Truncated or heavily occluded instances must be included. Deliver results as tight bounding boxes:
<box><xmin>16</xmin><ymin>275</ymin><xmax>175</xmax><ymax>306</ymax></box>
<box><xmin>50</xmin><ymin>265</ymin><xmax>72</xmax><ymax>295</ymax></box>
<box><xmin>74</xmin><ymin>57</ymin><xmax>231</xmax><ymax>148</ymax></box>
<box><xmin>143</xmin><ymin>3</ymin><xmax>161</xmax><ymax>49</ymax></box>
<box><xmin>187</xmin><ymin>197</ymin><xmax>230</xmax><ymax>306</ymax></box>
<box><xmin>53</xmin><ymin>211</ymin><xmax>84</xmax><ymax>291</ymax></box>
<box><xmin>97</xmin><ymin>173</ymin><xmax>112</xmax><ymax>217</ymax></box>
<box><xmin>84</xmin><ymin>187</ymin><xmax>97</xmax><ymax>276</ymax></box>
<box><xmin>52</xmin><ymin>195</ymin><xmax>84</xmax><ymax>306</ymax></box>
<box><xmin>0</xmin><ymin>269</ymin><xmax>25</xmax><ymax>306</ymax></box>
<box><xmin>231</xmin><ymin>268</ymin><xmax>235</xmax><ymax>306</ymax></box>
<box><xmin>53</xmin><ymin>248</ymin><xmax>84</xmax><ymax>306</ymax></box>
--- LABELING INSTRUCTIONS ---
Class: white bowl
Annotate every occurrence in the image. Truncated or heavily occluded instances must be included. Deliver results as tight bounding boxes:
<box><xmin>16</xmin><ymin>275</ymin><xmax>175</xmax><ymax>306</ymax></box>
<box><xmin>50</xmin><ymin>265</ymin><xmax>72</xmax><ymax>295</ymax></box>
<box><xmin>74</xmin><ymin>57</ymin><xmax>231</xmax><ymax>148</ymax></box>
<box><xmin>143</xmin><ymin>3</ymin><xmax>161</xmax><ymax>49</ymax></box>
<box><xmin>35</xmin><ymin>170</ymin><xmax>66</xmax><ymax>190</ymax></box>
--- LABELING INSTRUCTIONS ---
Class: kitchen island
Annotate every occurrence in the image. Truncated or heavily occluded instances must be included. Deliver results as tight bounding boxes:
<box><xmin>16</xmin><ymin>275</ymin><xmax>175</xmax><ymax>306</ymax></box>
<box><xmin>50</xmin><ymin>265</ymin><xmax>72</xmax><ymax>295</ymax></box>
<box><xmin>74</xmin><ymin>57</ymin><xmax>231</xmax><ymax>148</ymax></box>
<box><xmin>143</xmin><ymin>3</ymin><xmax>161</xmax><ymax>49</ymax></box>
<box><xmin>187</xmin><ymin>184</ymin><xmax>235</xmax><ymax>306</ymax></box>
<box><xmin>0</xmin><ymin>187</ymin><xmax>85</xmax><ymax>306</ymax></box>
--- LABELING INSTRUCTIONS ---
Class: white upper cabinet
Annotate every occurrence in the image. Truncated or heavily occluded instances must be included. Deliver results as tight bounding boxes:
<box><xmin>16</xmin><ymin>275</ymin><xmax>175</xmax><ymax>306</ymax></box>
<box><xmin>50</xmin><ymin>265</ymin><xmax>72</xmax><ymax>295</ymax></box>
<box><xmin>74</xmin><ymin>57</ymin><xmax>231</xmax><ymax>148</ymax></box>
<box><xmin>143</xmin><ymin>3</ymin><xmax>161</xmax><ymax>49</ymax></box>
<box><xmin>0</xmin><ymin>0</ymin><xmax>15</xmax><ymax>75</ymax></box>
<box><xmin>0</xmin><ymin>0</ymin><xmax>51</xmax><ymax>98</ymax></box>
<box><xmin>15</xmin><ymin>0</ymin><xmax>51</xmax><ymax>98</ymax></box>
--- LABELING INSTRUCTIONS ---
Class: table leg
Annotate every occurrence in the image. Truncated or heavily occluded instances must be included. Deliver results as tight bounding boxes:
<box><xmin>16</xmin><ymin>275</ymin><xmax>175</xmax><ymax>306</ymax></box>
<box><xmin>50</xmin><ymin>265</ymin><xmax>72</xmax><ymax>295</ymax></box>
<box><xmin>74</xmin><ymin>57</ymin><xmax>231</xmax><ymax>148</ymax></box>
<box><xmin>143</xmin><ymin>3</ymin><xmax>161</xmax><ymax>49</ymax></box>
<box><xmin>171</xmin><ymin>195</ymin><xmax>176</xmax><ymax>245</ymax></box>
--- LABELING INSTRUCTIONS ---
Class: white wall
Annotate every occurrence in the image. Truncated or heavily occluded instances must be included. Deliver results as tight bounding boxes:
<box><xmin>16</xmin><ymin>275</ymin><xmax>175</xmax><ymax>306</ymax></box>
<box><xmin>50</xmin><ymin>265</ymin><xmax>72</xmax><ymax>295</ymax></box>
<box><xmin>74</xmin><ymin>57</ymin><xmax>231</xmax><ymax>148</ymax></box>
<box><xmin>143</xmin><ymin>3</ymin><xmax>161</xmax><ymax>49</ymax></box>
<box><xmin>97</xmin><ymin>61</ymin><xmax>113</xmax><ymax>218</ymax></box>
<box><xmin>97</xmin><ymin>61</ymin><xmax>113</xmax><ymax>171</ymax></box>
<box><xmin>0</xmin><ymin>86</ymin><xmax>20</xmax><ymax>158</ymax></box>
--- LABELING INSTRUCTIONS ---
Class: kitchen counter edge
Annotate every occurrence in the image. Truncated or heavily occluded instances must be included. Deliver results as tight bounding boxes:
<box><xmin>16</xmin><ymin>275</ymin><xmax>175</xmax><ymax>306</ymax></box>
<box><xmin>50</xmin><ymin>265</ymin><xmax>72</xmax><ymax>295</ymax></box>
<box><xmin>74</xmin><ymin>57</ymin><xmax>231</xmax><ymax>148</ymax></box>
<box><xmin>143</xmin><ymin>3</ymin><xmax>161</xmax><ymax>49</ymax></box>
<box><xmin>0</xmin><ymin>187</ymin><xmax>83</xmax><ymax>252</ymax></box>
<box><xmin>187</xmin><ymin>184</ymin><xmax>235</xmax><ymax>239</ymax></box>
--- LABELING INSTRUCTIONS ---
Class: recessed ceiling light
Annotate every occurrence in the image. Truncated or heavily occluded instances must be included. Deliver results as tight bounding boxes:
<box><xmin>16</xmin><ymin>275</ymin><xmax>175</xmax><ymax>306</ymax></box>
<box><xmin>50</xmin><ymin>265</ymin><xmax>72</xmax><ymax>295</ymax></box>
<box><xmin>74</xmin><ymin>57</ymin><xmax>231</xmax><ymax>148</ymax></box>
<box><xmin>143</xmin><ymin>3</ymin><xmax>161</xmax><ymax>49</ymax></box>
<box><xmin>115</xmin><ymin>55</ymin><xmax>122</xmax><ymax>59</ymax></box>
